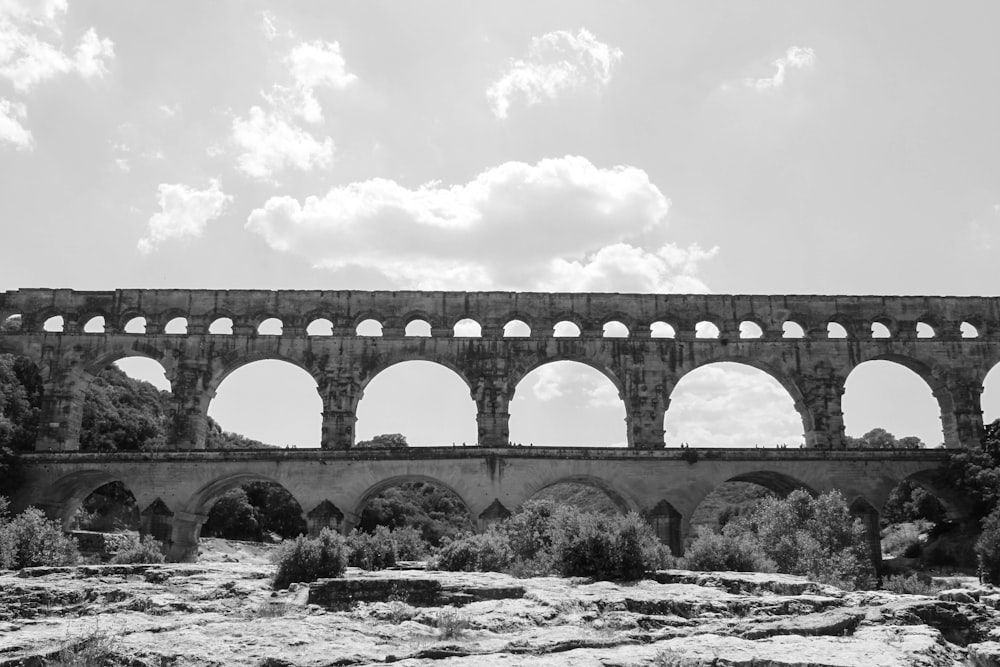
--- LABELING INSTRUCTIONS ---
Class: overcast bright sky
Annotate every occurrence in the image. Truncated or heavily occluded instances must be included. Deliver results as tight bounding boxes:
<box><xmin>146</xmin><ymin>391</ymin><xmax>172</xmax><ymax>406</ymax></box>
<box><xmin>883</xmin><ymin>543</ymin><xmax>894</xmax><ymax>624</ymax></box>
<box><xmin>1</xmin><ymin>1</ymin><xmax>998</xmax><ymax>448</ymax></box>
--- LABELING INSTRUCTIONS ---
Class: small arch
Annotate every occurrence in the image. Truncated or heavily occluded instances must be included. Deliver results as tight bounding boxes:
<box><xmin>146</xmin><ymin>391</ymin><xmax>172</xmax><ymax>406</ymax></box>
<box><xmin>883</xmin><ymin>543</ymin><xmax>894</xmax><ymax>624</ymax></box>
<box><xmin>782</xmin><ymin>322</ymin><xmax>806</xmax><ymax>339</ymax></box>
<box><xmin>553</xmin><ymin>321</ymin><xmax>581</xmax><ymax>337</ymax></box>
<box><xmin>961</xmin><ymin>322</ymin><xmax>980</xmax><ymax>338</ymax></box>
<box><xmin>650</xmin><ymin>321</ymin><xmax>676</xmax><ymax>338</ymax></box>
<box><xmin>43</xmin><ymin>315</ymin><xmax>64</xmax><ymax>332</ymax></box>
<box><xmin>689</xmin><ymin>481</ymin><xmax>777</xmax><ymax>535</ymax></box>
<box><xmin>257</xmin><ymin>317</ymin><xmax>283</xmax><ymax>336</ymax></box>
<box><xmin>405</xmin><ymin>319</ymin><xmax>432</xmax><ymax>337</ymax></box>
<box><xmin>916</xmin><ymin>322</ymin><xmax>935</xmax><ymax>339</ymax></box>
<box><xmin>83</xmin><ymin>316</ymin><xmax>106</xmax><ymax>334</ymax></box>
<box><xmin>0</xmin><ymin>314</ymin><xmax>22</xmax><ymax>332</ymax></box>
<box><xmin>209</xmin><ymin>317</ymin><xmax>233</xmax><ymax>335</ymax></box>
<box><xmin>695</xmin><ymin>320</ymin><xmax>719</xmax><ymax>339</ymax></box>
<box><xmin>725</xmin><ymin>471</ymin><xmax>815</xmax><ymax>497</ymax></box>
<box><xmin>503</xmin><ymin>320</ymin><xmax>531</xmax><ymax>337</ymax></box>
<box><xmin>453</xmin><ymin>318</ymin><xmax>482</xmax><ymax>337</ymax></box>
<box><xmin>356</xmin><ymin>319</ymin><xmax>383</xmax><ymax>336</ymax></box>
<box><xmin>871</xmin><ymin>317</ymin><xmax>892</xmax><ymax>338</ymax></box>
<box><xmin>306</xmin><ymin>318</ymin><xmax>334</xmax><ymax>336</ymax></box>
<box><xmin>123</xmin><ymin>317</ymin><xmax>146</xmax><ymax>334</ymax></box>
<box><xmin>827</xmin><ymin>322</ymin><xmax>849</xmax><ymax>339</ymax></box>
<box><xmin>739</xmin><ymin>321</ymin><xmax>763</xmax><ymax>339</ymax></box>
<box><xmin>602</xmin><ymin>321</ymin><xmax>629</xmax><ymax>338</ymax></box>
<box><xmin>164</xmin><ymin>317</ymin><xmax>188</xmax><ymax>334</ymax></box>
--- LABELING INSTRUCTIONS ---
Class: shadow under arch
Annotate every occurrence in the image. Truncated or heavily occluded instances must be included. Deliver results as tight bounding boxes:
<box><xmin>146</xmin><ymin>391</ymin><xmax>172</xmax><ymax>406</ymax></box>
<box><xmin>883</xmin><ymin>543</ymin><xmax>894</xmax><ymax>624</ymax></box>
<box><xmin>348</xmin><ymin>474</ymin><xmax>475</xmax><ymax>532</ymax></box>
<box><xmin>36</xmin><ymin>470</ymin><xmax>139</xmax><ymax>529</ymax></box>
<box><xmin>525</xmin><ymin>475</ymin><xmax>634</xmax><ymax>515</ymax></box>
<box><xmin>667</xmin><ymin>359</ymin><xmax>810</xmax><ymax>446</ymax></box>
<box><xmin>186</xmin><ymin>471</ymin><xmax>304</xmax><ymax>517</ymax></box>
<box><xmin>724</xmin><ymin>471</ymin><xmax>816</xmax><ymax>497</ymax></box>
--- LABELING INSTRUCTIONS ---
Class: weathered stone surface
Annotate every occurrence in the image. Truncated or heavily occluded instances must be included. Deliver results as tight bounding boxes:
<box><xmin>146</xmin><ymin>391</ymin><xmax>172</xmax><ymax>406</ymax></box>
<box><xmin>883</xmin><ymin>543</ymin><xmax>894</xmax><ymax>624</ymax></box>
<box><xmin>969</xmin><ymin>641</ymin><xmax>1000</xmax><ymax>667</ymax></box>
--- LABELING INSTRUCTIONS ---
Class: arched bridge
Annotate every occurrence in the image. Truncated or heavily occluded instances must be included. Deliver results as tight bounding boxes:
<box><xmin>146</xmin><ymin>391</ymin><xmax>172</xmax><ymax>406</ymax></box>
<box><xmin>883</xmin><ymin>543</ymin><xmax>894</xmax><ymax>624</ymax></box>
<box><xmin>2</xmin><ymin>289</ymin><xmax>996</xmax><ymax>562</ymax></box>
<box><xmin>1</xmin><ymin>288</ymin><xmax>998</xmax><ymax>451</ymax></box>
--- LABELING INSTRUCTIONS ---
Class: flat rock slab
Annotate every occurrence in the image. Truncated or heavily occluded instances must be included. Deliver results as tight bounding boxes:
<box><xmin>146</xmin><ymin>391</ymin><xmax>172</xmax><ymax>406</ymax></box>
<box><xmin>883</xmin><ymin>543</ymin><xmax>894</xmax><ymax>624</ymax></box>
<box><xmin>308</xmin><ymin>574</ymin><xmax>526</xmax><ymax>608</ymax></box>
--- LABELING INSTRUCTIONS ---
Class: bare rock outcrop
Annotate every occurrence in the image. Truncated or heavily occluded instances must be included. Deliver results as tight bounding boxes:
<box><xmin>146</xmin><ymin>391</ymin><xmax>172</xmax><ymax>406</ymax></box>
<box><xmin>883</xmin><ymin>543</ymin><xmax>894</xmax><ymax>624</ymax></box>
<box><xmin>1</xmin><ymin>541</ymin><xmax>998</xmax><ymax>666</ymax></box>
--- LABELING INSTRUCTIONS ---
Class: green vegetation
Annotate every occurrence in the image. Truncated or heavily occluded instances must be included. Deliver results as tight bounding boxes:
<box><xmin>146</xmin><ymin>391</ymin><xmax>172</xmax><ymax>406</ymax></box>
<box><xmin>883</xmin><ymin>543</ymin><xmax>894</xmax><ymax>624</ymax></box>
<box><xmin>201</xmin><ymin>481</ymin><xmax>307</xmax><ymax>542</ymax></box>
<box><xmin>272</xmin><ymin>528</ymin><xmax>348</xmax><ymax>590</ymax></box>
<box><xmin>435</xmin><ymin>501</ymin><xmax>671</xmax><ymax>581</ymax></box>
<box><xmin>845</xmin><ymin>427</ymin><xmax>925</xmax><ymax>449</ymax></box>
<box><xmin>109</xmin><ymin>534</ymin><xmax>165</xmax><ymax>564</ymax></box>
<box><xmin>682</xmin><ymin>490</ymin><xmax>875</xmax><ymax>590</ymax></box>
<box><xmin>358</xmin><ymin>480</ymin><xmax>474</xmax><ymax>547</ymax></box>
<box><xmin>0</xmin><ymin>498</ymin><xmax>79</xmax><ymax>569</ymax></box>
<box><xmin>346</xmin><ymin>525</ymin><xmax>398</xmax><ymax>570</ymax></box>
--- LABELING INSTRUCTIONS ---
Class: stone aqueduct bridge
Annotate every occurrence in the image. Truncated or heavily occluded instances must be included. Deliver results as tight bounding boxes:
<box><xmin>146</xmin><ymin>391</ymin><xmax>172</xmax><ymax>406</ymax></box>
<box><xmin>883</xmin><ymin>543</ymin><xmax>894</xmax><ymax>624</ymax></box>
<box><xmin>3</xmin><ymin>288</ymin><xmax>999</xmax><ymax>561</ymax></box>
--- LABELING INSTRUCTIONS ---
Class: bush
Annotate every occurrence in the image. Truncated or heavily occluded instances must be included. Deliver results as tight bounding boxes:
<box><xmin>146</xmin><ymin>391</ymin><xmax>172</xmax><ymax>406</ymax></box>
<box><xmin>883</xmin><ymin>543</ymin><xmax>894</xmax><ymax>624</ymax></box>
<box><xmin>0</xmin><ymin>503</ymin><xmax>79</xmax><ymax>569</ymax></box>
<box><xmin>504</xmin><ymin>500</ymin><xmax>558</xmax><ymax>562</ymax></box>
<box><xmin>109</xmin><ymin>534</ymin><xmax>164</xmax><ymax>564</ymax></box>
<box><xmin>390</xmin><ymin>525</ymin><xmax>429</xmax><ymax>560</ymax></box>
<box><xmin>682</xmin><ymin>527</ymin><xmax>776</xmax><ymax>573</ymax></box>
<box><xmin>881</xmin><ymin>573</ymin><xmax>943</xmax><ymax>595</ymax></box>
<box><xmin>347</xmin><ymin>526</ymin><xmax>397</xmax><ymax>570</ymax></box>
<box><xmin>272</xmin><ymin>529</ymin><xmax>348</xmax><ymax>589</ymax></box>
<box><xmin>434</xmin><ymin>528</ymin><xmax>513</xmax><ymax>572</ymax></box>
<box><xmin>547</xmin><ymin>509</ymin><xmax>669</xmax><ymax>580</ymax></box>
<box><xmin>976</xmin><ymin>506</ymin><xmax>1000</xmax><ymax>584</ymax></box>
<box><xmin>681</xmin><ymin>490</ymin><xmax>874</xmax><ymax>590</ymax></box>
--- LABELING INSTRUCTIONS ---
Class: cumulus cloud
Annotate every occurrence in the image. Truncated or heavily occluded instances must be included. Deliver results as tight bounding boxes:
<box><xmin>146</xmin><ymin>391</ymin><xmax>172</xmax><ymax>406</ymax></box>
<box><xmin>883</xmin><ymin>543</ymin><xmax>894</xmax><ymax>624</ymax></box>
<box><xmin>231</xmin><ymin>40</ymin><xmax>353</xmax><ymax>178</ymax></box>
<box><xmin>487</xmin><ymin>28</ymin><xmax>622</xmax><ymax>119</ymax></box>
<box><xmin>740</xmin><ymin>46</ymin><xmax>815</xmax><ymax>92</ymax></box>
<box><xmin>232</xmin><ymin>106</ymin><xmax>333</xmax><ymax>180</ymax></box>
<box><xmin>663</xmin><ymin>363</ymin><xmax>805</xmax><ymax>446</ymax></box>
<box><xmin>260</xmin><ymin>10</ymin><xmax>278</xmax><ymax>41</ymax></box>
<box><xmin>246</xmin><ymin>155</ymin><xmax>716</xmax><ymax>291</ymax></box>
<box><xmin>0</xmin><ymin>97</ymin><xmax>32</xmax><ymax>150</ymax></box>
<box><xmin>138</xmin><ymin>179</ymin><xmax>232</xmax><ymax>254</ymax></box>
<box><xmin>0</xmin><ymin>5</ymin><xmax>114</xmax><ymax>92</ymax></box>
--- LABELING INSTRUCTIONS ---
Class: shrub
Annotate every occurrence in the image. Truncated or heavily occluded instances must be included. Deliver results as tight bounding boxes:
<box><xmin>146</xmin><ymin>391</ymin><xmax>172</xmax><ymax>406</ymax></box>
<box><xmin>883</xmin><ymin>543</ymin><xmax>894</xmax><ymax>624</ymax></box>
<box><xmin>505</xmin><ymin>500</ymin><xmax>558</xmax><ymax>562</ymax></box>
<box><xmin>976</xmin><ymin>505</ymin><xmax>1000</xmax><ymax>584</ymax></box>
<box><xmin>881</xmin><ymin>573</ymin><xmax>943</xmax><ymax>595</ymax></box>
<box><xmin>390</xmin><ymin>525</ymin><xmax>429</xmax><ymax>560</ymax></box>
<box><xmin>682</xmin><ymin>527</ymin><xmax>775</xmax><ymax>573</ymax></box>
<box><xmin>0</xmin><ymin>504</ymin><xmax>79</xmax><ymax>569</ymax></box>
<box><xmin>682</xmin><ymin>490</ymin><xmax>874</xmax><ymax>590</ymax></box>
<box><xmin>436</xmin><ymin>608</ymin><xmax>471</xmax><ymax>639</ymax></box>
<box><xmin>434</xmin><ymin>528</ymin><xmax>513</xmax><ymax>572</ymax></box>
<box><xmin>272</xmin><ymin>529</ymin><xmax>348</xmax><ymax>590</ymax></box>
<box><xmin>109</xmin><ymin>534</ymin><xmax>164</xmax><ymax>564</ymax></box>
<box><xmin>347</xmin><ymin>526</ymin><xmax>397</xmax><ymax>570</ymax></box>
<box><xmin>548</xmin><ymin>508</ymin><xmax>669</xmax><ymax>580</ymax></box>
<box><xmin>881</xmin><ymin>521</ymin><xmax>928</xmax><ymax>558</ymax></box>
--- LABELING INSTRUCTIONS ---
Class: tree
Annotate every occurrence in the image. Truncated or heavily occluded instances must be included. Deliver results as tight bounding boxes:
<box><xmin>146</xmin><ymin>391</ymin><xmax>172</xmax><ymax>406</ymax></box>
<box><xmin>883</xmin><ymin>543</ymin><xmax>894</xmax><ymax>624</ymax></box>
<box><xmin>846</xmin><ymin>428</ymin><xmax>924</xmax><ymax>449</ymax></box>
<box><xmin>79</xmin><ymin>366</ymin><xmax>170</xmax><ymax>452</ymax></box>
<box><xmin>0</xmin><ymin>354</ymin><xmax>42</xmax><ymax>451</ymax></box>
<box><xmin>356</xmin><ymin>433</ymin><xmax>408</xmax><ymax>448</ymax></box>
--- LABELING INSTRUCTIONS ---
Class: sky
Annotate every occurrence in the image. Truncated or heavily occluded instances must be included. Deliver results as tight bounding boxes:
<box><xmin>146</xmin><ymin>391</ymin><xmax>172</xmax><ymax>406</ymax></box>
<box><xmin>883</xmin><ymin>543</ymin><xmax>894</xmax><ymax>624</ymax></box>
<box><xmin>1</xmin><ymin>1</ymin><xmax>999</xmax><ymax>449</ymax></box>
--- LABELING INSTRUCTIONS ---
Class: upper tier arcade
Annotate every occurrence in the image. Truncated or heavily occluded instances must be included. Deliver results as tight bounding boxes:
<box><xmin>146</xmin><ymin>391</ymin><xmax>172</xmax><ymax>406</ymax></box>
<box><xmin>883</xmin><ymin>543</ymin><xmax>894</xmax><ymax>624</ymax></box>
<box><xmin>1</xmin><ymin>289</ymin><xmax>998</xmax><ymax>452</ymax></box>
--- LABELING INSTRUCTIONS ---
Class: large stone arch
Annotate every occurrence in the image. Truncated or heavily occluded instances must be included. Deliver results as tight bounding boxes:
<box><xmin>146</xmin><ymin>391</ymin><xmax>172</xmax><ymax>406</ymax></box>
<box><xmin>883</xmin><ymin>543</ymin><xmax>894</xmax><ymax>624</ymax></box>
<box><xmin>844</xmin><ymin>352</ymin><xmax>959</xmax><ymax>447</ymax></box>
<box><xmin>355</xmin><ymin>354</ymin><xmax>475</xmax><ymax>407</ymax></box>
<box><xmin>669</xmin><ymin>357</ymin><xmax>812</xmax><ymax>444</ymax></box>
<box><xmin>524</xmin><ymin>474</ymin><xmax>634</xmax><ymax>514</ymax></box>
<box><xmin>33</xmin><ymin>469</ymin><xmax>139</xmax><ymax>529</ymax></box>
<box><xmin>206</xmin><ymin>352</ymin><xmax>324</xmax><ymax>397</ymax></box>
<box><xmin>508</xmin><ymin>353</ymin><xmax>626</xmax><ymax>402</ymax></box>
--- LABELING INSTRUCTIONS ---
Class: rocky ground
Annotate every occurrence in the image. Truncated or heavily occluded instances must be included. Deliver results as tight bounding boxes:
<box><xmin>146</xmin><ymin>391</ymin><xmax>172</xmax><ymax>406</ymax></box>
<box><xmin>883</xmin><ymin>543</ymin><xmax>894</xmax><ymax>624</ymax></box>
<box><xmin>3</xmin><ymin>539</ymin><xmax>1000</xmax><ymax>666</ymax></box>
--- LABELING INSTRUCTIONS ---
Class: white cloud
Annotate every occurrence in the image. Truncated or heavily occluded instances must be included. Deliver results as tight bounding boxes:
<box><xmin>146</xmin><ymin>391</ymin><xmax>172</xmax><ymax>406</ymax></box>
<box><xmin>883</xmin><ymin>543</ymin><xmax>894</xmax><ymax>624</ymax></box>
<box><xmin>138</xmin><ymin>179</ymin><xmax>232</xmax><ymax>254</ymax></box>
<box><xmin>487</xmin><ymin>28</ymin><xmax>623</xmax><ymax>119</ymax></box>
<box><xmin>231</xmin><ymin>40</ymin><xmax>352</xmax><ymax>177</ymax></box>
<box><xmin>742</xmin><ymin>46</ymin><xmax>815</xmax><ymax>92</ymax></box>
<box><xmin>246</xmin><ymin>155</ymin><xmax>715</xmax><ymax>291</ymax></box>
<box><xmin>287</xmin><ymin>40</ymin><xmax>356</xmax><ymax>91</ymax></box>
<box><xmin>0</xmin><ymin>7</ymin><xmax>114</xmax><ymax>92</ymax></box>
<box><xmin>0</xmin><ymin>97</ymin><xmax>32</xmax><ymax>150</ymax></box>
<box><xmin>232</xmin><ymin>106</ymin><xmax>333</xmax><ymax>180</ymax></box>
<box><xmin>664</xmin><ymin>364</ymin><xmax>805</xmax><ymax>446</ymax></box>
<box><xmin>260</xmin><ymin>10</ymin><xmax>278</xmax><ymax>41</ymax></box>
